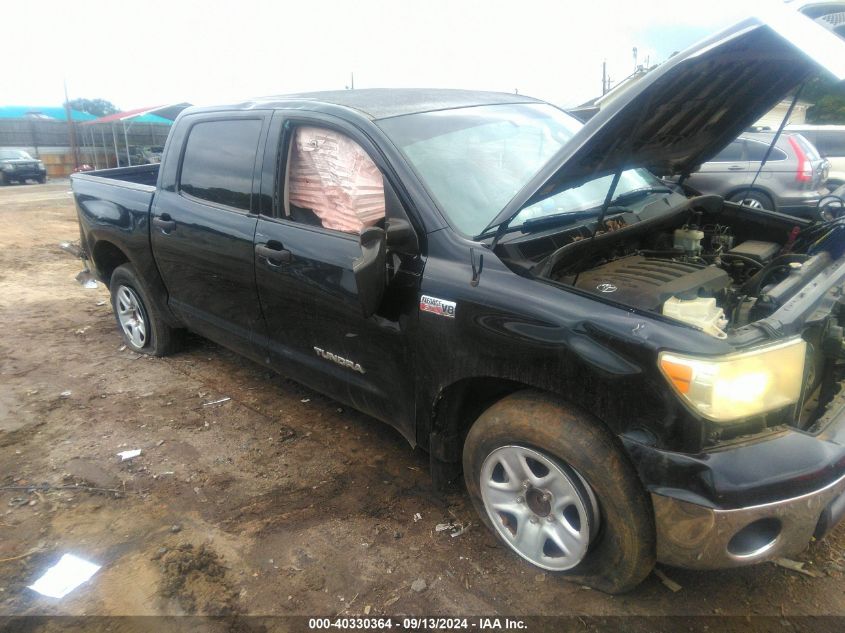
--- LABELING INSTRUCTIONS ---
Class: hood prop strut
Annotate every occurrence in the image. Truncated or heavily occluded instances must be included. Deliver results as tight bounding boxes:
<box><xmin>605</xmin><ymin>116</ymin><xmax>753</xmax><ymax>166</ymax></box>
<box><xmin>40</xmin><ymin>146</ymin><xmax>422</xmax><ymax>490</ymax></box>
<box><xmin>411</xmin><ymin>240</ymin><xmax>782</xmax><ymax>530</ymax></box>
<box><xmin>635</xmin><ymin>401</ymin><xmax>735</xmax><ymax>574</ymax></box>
<box><xmin>740</xmin><ymin>84</ymin><xmax>805</xmax><ymax>207</ymax></box>
<box><xmin>572</xmin><ymin>169</ymin><xmax>623</xmax><ymax>287</ymax></box>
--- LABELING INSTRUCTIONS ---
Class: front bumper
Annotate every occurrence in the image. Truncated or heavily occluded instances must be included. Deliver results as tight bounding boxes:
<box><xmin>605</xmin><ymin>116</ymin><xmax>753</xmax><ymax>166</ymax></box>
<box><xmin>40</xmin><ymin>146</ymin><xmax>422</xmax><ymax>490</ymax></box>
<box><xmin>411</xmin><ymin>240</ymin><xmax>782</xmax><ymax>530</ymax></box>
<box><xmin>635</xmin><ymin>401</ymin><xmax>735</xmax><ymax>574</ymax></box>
<box><xmin>2</xmin><ymin>168</ymin><xmax>46</xmax><ymax>180</ymax></box>
<box><xmin>625</xmin><ymin>390</ymin><xmax>845</xmax><ymax>570</ymax></box>
<box><xmin>652</xmin><ymin>472</ymin><xmax>845</xmax><ymax>569</ymax></box>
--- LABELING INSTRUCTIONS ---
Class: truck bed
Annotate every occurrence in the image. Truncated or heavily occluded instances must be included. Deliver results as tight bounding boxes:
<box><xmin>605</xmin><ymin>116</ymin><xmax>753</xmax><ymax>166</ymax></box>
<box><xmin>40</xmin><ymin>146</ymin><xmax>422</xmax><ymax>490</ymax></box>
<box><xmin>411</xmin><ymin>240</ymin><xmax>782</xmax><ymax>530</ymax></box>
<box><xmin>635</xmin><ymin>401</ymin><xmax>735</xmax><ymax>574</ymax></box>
<box><xmin>72</xmin><ymin>164</ymin><xmax>160</xmax><ymax>190</ymax></box>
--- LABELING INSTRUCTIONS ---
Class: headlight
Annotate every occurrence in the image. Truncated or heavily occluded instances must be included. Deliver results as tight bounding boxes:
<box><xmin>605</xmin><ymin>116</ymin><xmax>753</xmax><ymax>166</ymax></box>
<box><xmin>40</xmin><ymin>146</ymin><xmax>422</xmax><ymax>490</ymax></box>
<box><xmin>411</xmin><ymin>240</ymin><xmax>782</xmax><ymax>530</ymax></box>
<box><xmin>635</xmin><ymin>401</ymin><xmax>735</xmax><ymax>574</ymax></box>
<box><xmin>37</xmin><ymin>160</ymin><xmax>44</xmax><ymax>169</ymax></box>
<box><xmin>2</xmin><ymin>163</ymin><xmax>14</xmax><ymax>171</ymax></box>
<box><xmin>658</xmin><ymin>338</ymin><xmax>806</xmax><ymax>422</ymax></box>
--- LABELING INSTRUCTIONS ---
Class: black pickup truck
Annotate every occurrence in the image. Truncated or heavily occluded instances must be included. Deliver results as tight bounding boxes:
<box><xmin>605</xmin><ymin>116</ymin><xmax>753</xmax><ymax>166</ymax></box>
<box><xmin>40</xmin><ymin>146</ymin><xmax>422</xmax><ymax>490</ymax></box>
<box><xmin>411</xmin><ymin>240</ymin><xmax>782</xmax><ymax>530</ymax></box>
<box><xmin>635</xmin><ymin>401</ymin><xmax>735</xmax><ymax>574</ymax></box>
<box><xmin>72</xmin><ymin>8</ymin><xmax>845</xmax><ymax>593</ymax></box>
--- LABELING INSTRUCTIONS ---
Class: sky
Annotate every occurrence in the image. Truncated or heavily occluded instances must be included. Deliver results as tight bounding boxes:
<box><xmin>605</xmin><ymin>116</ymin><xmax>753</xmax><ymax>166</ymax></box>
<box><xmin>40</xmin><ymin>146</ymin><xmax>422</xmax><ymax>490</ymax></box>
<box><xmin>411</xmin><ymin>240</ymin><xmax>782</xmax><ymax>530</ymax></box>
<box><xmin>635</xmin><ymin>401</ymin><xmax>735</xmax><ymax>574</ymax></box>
<box><xmin>4</xmin><ymin>0</ymin><xmax>783</xmax><ymax>112</ymax></box>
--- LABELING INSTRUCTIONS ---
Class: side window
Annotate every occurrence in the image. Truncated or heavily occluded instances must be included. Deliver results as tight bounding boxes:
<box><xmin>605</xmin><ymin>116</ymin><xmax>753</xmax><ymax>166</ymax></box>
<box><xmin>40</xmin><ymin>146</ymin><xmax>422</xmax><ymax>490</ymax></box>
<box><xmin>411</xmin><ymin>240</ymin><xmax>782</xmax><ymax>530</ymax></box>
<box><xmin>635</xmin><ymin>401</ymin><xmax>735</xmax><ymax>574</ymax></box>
<box><xmin>284</xmin><ymin>126</ymin><xmax>385</xmax><ymax>234</ymax></box>
<box><xmin>817</xmin><ymin>131</ymin><xmax>845</xmax><ymax>158</ymax></box>
<box><xmin>712</xmin><ymin>141</ymin><xmax>745</xmax><ymax>162</ymax></box>
<box><xmin>180</xmin><ymin>119</ymin><xmax>263</xmax><ymax>211</ymax></box>
<box><xmin>746</xmin><ymin>141</ymin><xmax>786</xmax><ymax>162</ymax></box>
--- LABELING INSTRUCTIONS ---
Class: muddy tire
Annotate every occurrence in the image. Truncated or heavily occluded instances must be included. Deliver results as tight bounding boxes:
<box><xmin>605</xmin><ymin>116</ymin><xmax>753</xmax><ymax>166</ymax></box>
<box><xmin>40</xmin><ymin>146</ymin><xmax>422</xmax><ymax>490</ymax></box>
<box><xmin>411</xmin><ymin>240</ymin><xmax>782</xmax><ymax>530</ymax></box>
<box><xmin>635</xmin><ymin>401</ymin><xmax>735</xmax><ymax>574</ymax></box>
<box><xmin>109</xmin><ymin>264</ymin><xmax>181</xmax><ymax>356</ymax></box>
<box><xmin>463</xmin><ymin>390</ymin><xmax>655</xmax><ymax>594</ymax></box>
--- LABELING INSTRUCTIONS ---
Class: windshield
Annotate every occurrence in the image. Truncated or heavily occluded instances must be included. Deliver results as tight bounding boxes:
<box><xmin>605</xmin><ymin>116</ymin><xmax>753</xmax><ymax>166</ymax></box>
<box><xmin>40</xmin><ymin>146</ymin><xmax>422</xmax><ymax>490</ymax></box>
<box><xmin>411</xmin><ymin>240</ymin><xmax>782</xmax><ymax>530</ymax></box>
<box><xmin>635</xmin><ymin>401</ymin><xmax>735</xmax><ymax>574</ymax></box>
<box><xmin>512</xmin><ymin>168</ymin><xmax>664</xmax><ymax>226</ymax></box>
<box><xmin>0</xmin><ymin>149</ymin><xmax>34</xmax><ymax>160</ymax></box>
<box><xmin>377</xmin><ymin>103</ymin><xmax>581</xmax><ymax>236</ymax></box>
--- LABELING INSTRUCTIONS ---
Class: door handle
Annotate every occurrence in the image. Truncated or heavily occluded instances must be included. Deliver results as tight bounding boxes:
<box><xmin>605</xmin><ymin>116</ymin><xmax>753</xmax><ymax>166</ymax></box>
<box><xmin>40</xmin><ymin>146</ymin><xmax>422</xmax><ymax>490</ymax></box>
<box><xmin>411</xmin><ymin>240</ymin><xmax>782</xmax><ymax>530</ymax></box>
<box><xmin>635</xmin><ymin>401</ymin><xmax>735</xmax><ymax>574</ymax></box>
<box><xmin>255</xmin><ymin>243</ymin><xmax>292</xmax><ymax>266</ymax></box>
<box><xmin>727</xmin><ymin>165</ymin><xmax>745</xmax><ymax>171</ymax></box>
<box><xmin>153</xmin><ymin>214</ymin><xmax>176</xmax><ymax>232</ymax></box>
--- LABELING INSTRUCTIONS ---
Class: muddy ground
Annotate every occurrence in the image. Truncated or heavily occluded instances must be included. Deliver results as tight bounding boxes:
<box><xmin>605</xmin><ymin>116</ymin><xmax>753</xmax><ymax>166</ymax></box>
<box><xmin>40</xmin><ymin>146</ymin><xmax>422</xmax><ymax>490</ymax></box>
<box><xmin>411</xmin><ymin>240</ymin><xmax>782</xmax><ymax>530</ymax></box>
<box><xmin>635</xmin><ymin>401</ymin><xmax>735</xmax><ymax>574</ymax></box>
<box><xmin>1</xmin><ymin>182</ymin><xmax>844</xmax><ymax>624</ymax></box>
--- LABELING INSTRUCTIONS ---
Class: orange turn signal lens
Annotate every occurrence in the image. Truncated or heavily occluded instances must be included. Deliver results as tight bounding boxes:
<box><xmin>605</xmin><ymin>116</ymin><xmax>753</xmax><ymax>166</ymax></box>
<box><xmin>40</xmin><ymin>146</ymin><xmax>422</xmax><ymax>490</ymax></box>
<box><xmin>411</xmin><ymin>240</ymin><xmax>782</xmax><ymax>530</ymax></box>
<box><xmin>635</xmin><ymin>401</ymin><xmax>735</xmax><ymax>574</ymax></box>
<box><xmin>660</xmin><ymin>358</ymin><xmax>693</xmax><ymax>394</ymax></box>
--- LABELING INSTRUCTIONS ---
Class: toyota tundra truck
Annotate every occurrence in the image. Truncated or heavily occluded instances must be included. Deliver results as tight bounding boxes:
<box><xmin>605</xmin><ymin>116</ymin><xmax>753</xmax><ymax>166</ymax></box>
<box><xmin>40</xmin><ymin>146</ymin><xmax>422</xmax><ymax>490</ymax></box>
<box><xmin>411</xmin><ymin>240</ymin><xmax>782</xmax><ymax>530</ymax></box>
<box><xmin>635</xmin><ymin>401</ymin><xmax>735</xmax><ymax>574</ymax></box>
<box><xmin>70</xmin><ymin>5</ymin><xmax>845</xmax><ymax>593</ymax></box>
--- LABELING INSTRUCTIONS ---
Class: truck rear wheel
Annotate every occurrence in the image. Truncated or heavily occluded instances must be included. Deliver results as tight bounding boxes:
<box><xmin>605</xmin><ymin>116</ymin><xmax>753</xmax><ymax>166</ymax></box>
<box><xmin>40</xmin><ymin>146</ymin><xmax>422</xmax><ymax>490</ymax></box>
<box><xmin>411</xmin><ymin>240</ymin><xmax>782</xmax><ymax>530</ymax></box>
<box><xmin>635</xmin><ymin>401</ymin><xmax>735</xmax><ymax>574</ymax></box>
<box><xmin>109</xmin><ymin>264</ymin><xmax>181</xmax><ymax>356</ymax></box>
<box><xmin>463</xmin><ymin>390</ymin><xmax>655</xmax><ymax>594</ymax></box>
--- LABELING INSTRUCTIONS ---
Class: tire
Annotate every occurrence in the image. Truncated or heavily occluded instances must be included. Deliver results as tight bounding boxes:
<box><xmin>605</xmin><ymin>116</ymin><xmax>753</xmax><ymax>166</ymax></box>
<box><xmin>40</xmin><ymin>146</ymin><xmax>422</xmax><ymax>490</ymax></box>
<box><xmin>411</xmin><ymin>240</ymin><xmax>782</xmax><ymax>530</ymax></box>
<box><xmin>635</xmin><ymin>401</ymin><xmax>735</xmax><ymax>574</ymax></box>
<box><xmin>36</xmin><ymin>175</ymin><xmax>46</xmax><ymax>184</ymax></box>
<box><xmin>728</xmin><ymin>190</ymin><xmax>774</xmax><ymax>211</ymax></box>
<box><xmin>463</xmin><ymin>390</ymin><xmax>655</xmax><ymax>594</ymax></box>
<box><xmin>0</xmin><ymin>173</ymin><xmax>6</xmax><ymax>186</ymax></box>
<box><xmin>109</xmin><ymin>264</ymin><xmax>181</xmax><ymax>356</ymax></box>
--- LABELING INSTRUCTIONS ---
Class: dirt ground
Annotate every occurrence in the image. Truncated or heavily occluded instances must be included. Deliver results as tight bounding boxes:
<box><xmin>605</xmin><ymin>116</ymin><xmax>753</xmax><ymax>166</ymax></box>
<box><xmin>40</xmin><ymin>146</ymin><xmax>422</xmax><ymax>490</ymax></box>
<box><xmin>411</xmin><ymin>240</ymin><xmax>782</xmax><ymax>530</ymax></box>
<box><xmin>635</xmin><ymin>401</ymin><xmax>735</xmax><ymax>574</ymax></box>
<box><xmin>1</xmin><ymin>182</ymin><xmax>845</xmax><ymax>623</ymax></box>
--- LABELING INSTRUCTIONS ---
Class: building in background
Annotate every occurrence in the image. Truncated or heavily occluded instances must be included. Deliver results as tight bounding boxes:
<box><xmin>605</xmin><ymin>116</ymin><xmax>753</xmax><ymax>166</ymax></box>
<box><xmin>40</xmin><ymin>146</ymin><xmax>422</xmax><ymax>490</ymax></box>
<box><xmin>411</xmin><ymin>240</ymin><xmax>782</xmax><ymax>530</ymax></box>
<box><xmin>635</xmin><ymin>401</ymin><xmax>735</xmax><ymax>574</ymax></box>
<box><xmin>0</xmin><ymin>104</ymin><xmax>184</xmax><ymax>177</ymax></box>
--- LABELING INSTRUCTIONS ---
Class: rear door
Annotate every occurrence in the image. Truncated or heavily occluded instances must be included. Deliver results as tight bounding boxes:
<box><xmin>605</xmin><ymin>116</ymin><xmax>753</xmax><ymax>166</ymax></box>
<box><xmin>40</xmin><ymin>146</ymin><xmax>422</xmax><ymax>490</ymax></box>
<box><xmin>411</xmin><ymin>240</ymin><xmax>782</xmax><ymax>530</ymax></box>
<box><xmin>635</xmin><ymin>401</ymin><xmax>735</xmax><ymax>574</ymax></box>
<box><xmin>151</xmin><ymin>112</ymin><xmax>269</xmax><ymax>357</ymax></box>
<box><xmin>252</xmin><ymin>112</ymin><xmax>422</xmax><ymax>442</ymax></box>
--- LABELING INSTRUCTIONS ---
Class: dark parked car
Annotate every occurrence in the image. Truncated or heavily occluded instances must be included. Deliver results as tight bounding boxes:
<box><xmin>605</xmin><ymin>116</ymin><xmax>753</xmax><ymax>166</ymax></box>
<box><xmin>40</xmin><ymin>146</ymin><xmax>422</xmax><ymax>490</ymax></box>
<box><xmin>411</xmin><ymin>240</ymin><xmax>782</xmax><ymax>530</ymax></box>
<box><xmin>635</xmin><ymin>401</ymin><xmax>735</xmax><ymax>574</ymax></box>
<box><xmin>0</xmin><ymin>149</ymin><xmax>47</xmax><ymax>185</ymax></box>
<box><xmin>70</xmin><ymin>7</ymin><xmax>845</xmax><ymax>594</ymax></box>
<box><xmin>685</xmin><ymin>131</ymin><xmax>828</xmax><ymax>217</ymax></box>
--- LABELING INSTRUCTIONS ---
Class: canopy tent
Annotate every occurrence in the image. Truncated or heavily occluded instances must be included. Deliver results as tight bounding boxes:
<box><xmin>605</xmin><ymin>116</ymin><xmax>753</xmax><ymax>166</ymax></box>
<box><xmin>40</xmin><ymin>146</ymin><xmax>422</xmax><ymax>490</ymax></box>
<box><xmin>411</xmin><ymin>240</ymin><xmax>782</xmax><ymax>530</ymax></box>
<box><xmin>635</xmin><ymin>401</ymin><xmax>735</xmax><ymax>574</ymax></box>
<box><xmin>80</xmin><ymin>103</ymin><xmax>191</xmax><ymax>168</ymax></box>
<box><xmin>0</xmin><ymin>105</ymin><xmax>96</xmax><ymax>121</ymax></box>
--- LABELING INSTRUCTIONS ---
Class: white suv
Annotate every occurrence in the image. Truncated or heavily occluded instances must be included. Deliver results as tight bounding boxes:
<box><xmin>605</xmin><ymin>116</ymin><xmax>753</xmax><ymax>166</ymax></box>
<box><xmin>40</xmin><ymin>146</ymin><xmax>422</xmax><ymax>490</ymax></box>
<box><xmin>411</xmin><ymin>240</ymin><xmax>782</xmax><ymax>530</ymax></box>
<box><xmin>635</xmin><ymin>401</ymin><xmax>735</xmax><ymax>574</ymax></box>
<box><xmin>787</xmin><ymin>125</ymin><xmax>845</xmax><ymax>188</ymax></box>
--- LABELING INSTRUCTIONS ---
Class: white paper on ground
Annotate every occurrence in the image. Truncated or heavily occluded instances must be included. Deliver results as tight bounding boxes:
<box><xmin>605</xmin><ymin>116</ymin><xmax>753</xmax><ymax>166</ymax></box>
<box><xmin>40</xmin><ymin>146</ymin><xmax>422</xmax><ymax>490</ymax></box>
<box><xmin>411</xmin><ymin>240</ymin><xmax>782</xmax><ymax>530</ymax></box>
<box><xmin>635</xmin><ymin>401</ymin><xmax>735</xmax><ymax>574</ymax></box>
<box><xmin>117</xmin><ymin>449</ymin><xmax>141</xmax><ymax>461</ymax></box>
<box><xmin>28</xmin><ymin>553</ymin><xmax>101</xmax><ymax>599</ymax></box>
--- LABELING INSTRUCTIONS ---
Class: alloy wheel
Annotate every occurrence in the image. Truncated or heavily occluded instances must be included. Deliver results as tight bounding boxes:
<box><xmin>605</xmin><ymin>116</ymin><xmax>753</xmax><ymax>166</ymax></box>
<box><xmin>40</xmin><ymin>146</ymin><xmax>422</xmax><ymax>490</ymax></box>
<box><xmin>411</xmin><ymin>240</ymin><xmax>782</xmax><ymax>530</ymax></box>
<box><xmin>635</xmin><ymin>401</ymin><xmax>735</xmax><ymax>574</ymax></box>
<box><xmin>479</xmin><ymin>445</ymin><xmax>599</xmax><ymax>571</ymax></box>
<box><xmin>116</xmin><ymin>285</ymin><xmax>148</xmax><ymax>349</ymax></box>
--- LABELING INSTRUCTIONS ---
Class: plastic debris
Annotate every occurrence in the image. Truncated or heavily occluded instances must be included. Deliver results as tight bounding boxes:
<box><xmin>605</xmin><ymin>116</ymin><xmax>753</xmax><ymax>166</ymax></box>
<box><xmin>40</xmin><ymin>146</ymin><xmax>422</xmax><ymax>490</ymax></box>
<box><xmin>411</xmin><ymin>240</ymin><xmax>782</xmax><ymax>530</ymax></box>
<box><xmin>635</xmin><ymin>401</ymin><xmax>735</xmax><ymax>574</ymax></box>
<box><xmin>450</xmin><ymin>524</ymin><xmax>469</xmax><ymax>538</ymax></box>
<box><xmin>203</xmin><ymin>397</ymin><xmax>231</xmax><ymax>406</ymax></box>
<box><xmin>773</xmin><ymin>558</ymin><xmax>824</xmax><ymax>578</ymax></box>
<box><xmin>435</xmin><ymin>520</ymin><xmax>469</xmax><ymax>537</ymax></box>
<box><xmin>117</xmin><ymin>449</ymin><xmax>141</xmax><ymax>461</ymax></box>
<box><xmin>654</xmin><ymin>567</ymin><xmax>682</xmax><ymax>592</ymax></box>
<box><xmin>410</xmin><ymin>578</ymin><xmax>427</xmax><ymax>593</ymax></box>
<box><xmin>413</xmin><ymin>513</ymin><xmax>422</xmax><ymax>522</ymax></box>
<box><xmin>59</xmin><ymin>391</ymin><xmax>72</xmax><ymax>398</ymax></box>
<box><xmin>300</xmin><ymin>398</ymin><xmax>311</xmax><ymax>403</ymax></box>
<box><xmin>28</xmin><ymin>553</ymin><xmax>101</xmax><ymax>599</ymax></box>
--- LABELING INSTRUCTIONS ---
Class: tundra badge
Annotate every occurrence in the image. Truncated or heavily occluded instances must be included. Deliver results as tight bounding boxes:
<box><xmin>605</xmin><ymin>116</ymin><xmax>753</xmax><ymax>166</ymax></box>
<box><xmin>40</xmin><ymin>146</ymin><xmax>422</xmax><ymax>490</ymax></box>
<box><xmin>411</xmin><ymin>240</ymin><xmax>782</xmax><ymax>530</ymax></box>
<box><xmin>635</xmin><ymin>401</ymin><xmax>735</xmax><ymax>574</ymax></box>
<box><xmin>313</xmin><ymin>347</ymin><xmax>365</xmax><ymax>374</ymax></box>
<box><xmin>420</xmin><ymin>295</ymin><xmax>456</xmax><ymax>318</ymax></box>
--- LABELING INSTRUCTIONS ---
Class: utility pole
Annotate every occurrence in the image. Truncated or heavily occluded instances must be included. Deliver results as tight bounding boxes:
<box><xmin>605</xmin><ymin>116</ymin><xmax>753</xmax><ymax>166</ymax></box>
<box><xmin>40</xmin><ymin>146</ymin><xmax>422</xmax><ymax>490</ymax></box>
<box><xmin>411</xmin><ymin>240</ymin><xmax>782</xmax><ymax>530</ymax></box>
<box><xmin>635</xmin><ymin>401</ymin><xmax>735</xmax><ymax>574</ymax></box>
<box><xmin>601</xmin><ymin>60</ymin><xmax>607</xmax><ymax>95</ymax></box>
<box><xmin>63</xmin><ymin>80</ymin><xmax>80</xmax><ymax>171</ymax></box>
<box><xmin>350</xmin><ymin>72</ymin><xmax>354</xmax><ymax>90</ymax></box>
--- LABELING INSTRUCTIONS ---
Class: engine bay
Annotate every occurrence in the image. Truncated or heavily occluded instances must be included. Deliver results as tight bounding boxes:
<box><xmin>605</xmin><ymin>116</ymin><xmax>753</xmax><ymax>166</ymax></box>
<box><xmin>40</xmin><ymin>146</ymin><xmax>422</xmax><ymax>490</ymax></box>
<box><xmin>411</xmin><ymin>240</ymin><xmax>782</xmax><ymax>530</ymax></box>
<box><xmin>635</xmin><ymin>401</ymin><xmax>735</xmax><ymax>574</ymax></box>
<box><xmin>498</xmin><ymin>195</ymin><xmax>845</xmax><ymax>339</ymax></box>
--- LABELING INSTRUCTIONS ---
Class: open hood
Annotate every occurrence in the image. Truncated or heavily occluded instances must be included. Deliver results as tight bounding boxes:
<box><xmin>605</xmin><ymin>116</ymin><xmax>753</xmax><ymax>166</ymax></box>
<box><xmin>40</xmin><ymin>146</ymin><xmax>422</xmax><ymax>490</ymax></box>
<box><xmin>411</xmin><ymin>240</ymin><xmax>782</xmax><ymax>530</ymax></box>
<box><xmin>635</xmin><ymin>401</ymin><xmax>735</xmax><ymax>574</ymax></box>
<box><xmin>483</xmin><ymin>4</ymin><xmax>845</xmax><ymax>235</ymax></box>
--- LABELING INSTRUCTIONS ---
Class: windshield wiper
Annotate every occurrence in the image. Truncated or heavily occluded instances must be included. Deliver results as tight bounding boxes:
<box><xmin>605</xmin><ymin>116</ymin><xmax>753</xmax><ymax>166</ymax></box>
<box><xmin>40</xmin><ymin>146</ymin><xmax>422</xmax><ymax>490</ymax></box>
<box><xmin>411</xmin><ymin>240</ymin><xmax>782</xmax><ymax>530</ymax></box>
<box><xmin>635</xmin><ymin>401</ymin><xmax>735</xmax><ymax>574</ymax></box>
<box><xmin>484</xmin><ymin>185</ymin><xmax>674</xmax><ymax>245</ymax></box>
<box><xmin>520</xmin><ymin>207</ymin><xmax>625</xmax><ymax>233</ymax></box>
<box><xmin>608</xmin><ymin>186</ymin><xmax>673</xmax><ymax>207</ymax></box>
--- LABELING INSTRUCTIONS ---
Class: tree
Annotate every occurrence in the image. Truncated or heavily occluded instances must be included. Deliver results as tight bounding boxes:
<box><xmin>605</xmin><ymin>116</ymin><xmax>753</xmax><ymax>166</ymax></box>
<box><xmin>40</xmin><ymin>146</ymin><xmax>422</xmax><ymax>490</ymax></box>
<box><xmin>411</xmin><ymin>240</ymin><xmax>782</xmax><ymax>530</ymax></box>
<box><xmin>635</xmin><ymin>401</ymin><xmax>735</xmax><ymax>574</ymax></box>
<box><xmin>801</xmin><ymin>75</ymin><xmax>845</xmax><ymax>124</ymax></box>
<box><xmin>65</xmin><ymin>98</ymin><xmax>120</xmax><ymax>118</ymax></box>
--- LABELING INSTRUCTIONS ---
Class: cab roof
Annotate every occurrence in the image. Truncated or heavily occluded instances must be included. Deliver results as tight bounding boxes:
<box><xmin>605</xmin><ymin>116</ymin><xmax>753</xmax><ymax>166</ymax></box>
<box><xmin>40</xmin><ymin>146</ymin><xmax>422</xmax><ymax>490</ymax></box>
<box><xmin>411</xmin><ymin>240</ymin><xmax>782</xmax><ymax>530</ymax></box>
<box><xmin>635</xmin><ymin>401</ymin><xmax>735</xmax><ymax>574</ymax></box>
<box><xmin>242</xmin><ymin>88</ymin><xmax>543</xmax><ymax>120</ymax></box>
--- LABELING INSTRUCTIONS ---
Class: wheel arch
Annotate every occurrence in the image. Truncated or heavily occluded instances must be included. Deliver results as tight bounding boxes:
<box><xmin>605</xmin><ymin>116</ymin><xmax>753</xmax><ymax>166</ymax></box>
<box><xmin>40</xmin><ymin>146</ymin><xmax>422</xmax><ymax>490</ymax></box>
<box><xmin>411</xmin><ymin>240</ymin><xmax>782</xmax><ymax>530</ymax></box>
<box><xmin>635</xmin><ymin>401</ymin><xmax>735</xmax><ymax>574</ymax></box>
<box><xmin>426</xmin><ymin>375</ymin><xmax>618</xmax><ymax>489</ymax></box>
<box><xmin>724</xmin><ymin>185</ymin><xmax>776</xmax><ymax>209</ymax></box>
<box><xmin>91</xmin><ymin>239</ymin><xmax>131</xmax><ymax>286</ymax></box>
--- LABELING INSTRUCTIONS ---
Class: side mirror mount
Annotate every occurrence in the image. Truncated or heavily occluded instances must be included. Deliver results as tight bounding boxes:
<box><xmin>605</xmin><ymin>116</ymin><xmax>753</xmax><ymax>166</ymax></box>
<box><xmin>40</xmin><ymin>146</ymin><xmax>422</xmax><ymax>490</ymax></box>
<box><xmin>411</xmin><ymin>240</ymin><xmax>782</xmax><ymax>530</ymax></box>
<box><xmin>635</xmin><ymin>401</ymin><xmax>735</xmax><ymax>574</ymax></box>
<box><xmin>353</xmin><ymin>226</ymin><xmax>386</xmax><ymax>318</ymax></box>
<box><xmin>385</xmin><ymin>217</ymin><xmax>419</xmax><ymax>255</ymax></box>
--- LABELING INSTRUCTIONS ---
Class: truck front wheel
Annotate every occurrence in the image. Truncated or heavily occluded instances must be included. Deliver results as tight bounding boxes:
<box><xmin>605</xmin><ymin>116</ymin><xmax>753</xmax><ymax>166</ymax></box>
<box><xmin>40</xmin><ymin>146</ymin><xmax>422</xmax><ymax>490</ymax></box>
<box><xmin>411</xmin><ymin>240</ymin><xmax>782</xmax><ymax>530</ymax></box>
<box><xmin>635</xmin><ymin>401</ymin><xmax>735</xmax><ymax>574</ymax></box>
<box><xmin>463</xmin><ymin>391</ymin><xmax>655</xmax><ymax>594</ymax></box>
<box><xmin>109</xmin><ymin>264</ymin><xmax>180</xmax><ymax>356</ymax></box>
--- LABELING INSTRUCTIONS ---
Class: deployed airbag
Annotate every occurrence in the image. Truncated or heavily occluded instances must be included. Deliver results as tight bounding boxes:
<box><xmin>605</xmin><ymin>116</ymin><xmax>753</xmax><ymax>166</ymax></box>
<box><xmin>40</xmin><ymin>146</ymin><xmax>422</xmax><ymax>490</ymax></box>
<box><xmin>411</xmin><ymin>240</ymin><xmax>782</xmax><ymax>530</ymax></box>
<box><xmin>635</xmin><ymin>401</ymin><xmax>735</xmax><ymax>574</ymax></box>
<box><xmin>288</xmin><ymin>127</ymin><xmax>385</xmax><ymax>233</ymax></box>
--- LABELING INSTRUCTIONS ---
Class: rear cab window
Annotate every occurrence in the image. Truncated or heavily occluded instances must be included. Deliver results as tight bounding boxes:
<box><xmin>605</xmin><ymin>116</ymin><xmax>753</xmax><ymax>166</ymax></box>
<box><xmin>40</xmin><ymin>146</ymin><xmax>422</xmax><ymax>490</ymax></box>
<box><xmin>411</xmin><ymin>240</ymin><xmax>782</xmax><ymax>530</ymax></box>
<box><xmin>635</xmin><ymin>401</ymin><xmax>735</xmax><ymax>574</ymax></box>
<box><xmin>180</xmin><ymin>118</ymin><xmax>263</xmax><ymax>211</ymax></box>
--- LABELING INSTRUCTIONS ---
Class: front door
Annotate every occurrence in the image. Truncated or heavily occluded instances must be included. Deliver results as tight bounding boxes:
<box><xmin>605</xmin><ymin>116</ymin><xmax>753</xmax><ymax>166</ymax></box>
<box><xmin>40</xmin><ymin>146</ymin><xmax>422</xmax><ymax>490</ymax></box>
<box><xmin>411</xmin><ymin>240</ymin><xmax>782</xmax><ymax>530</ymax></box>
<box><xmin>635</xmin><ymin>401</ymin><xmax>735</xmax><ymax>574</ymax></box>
<box><xmin>151</xmin><ymin>113</ymin><xmax>269</xmax><ymax>356</ymax></box>
<box><xmin>253</xmin><ymin>113</ymin><xmax>421</xmax><ymax>441</ymax></box>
